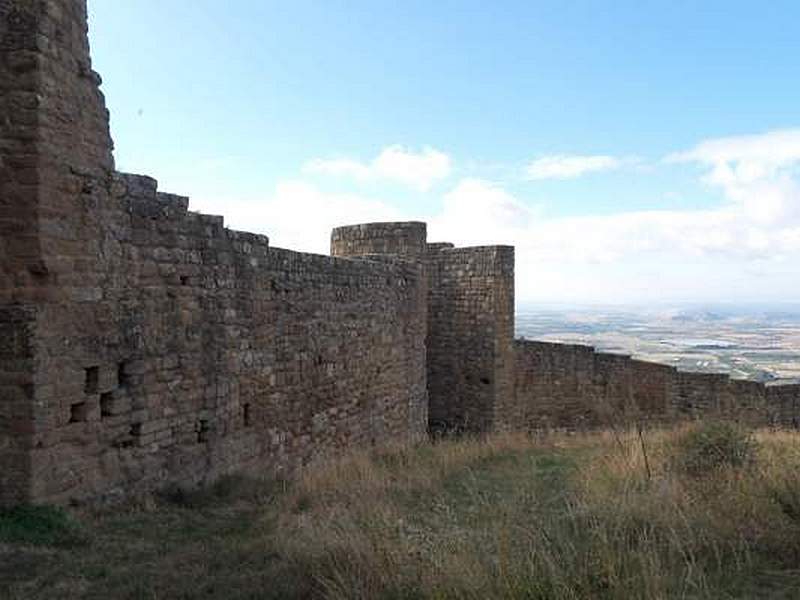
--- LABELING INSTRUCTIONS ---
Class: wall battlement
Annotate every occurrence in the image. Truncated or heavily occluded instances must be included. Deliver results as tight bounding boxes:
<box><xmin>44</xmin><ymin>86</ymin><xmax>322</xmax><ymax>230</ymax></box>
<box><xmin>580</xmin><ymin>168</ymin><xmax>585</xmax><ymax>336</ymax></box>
<box><xmin>1</xmin><ymin>0</ymin><xmax>798</xmax><ymax>506</ymax></box>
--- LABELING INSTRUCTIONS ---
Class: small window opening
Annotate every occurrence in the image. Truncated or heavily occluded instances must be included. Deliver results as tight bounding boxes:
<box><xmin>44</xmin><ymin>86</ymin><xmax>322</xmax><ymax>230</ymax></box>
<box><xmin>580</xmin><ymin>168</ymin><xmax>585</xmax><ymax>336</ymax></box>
<box><xmin>117</xmin><ymin>362</ymin><xmax>129</xmax><ymax>387</ymax></box>
<box><xmin>480</xmin><ymin>377</ymin><xmax>491</xmax><ymax>385</ymax></box>
<box><xmin>243</xmin><ymin>404</ymin><xmax>251</xmax><ymax>427</ymax></box>
<box><xmin>130</xmin><ymin>422</ymin><xmax>142</xmax><ymax>437</ymax></box>
<box><xmin>84</xmin><ymin>366</ymin><xmax>99</xmax><ymax>394</ymax></box>
<box><xmin>100</xmin><ymin>392</ymin><xmax>114</xmax><ymax>417</ymax></box>
<box><xmin>197</xmin><ymin>419</ymin><xmax>210</xmax><ymax>443</ymax></box>
<box><xmin>179</xmin><ymin>275</ymin><xmax>189</xmax><ymax>286</ymax></box>
<box><xmin>70</xmin><ymin>402</ymin><xmax>88</xmax><ymax>423</ymax></box>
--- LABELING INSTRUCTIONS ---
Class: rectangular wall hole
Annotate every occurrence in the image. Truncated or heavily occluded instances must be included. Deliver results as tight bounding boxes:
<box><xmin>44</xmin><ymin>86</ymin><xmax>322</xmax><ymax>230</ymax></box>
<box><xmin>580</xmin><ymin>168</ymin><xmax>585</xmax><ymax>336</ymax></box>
<box><xmin>100</xmin><ymin>392</ymin><xmax>114</xmax><ymax>417</ymax></box>
<box><xmin>117</xmin><ymin>362</ymin><xmax>129</xmax><ymax>387</ymax></box>
<box><xmin>84</xmin><ymin>366</ymin><xmax>99</xmax><ymax>394</ymax></box>
<box><xmin>243</xmin><ymin>403</ymin><xmax>251</xmax><ymax>427</ymax></box>
<box><xmin>197</xmin><ymin>419</ymin><xmax>209</xmax><ymax>443</ymax></box>
<box><xmin>70</xmin><ymin>402</ymin><xmax>88</xmax><ymax>423</ymax></box>
<box><xmin>130</xmin><ymin>422</ymin><xmax>142</xmax><ymax>437</ymax></box>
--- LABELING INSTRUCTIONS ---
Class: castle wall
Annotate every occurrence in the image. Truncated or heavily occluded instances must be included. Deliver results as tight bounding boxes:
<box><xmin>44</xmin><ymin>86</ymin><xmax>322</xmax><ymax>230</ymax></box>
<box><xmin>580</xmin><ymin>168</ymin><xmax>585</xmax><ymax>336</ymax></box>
<box><xmin>674</xmin><ymin>372</ymin><xmax>728</xmax><ymax>417</ymax></box>
<box><xmin>426</xmin><ymin>245</ymin><xmax>514</xmax><ymax>433</ymax></box>
<box><xmin>767</xmin><ymin>384</ymin><xmax>800</xmax><ymax>427</ymax></box>
<box><xmin>513</xmin><ymin>340</ymin><xmax>791</xmax><ymax>430</ymax></box>
<box><xmin>21</xmin><ymin>177</ymin><xmax>428</xmax><ymax>504</ymax></box>
<box><xmin>630</xmin><ymin>359</ymin><xmax>676</xmax><ymax>421</ymax></box>
<box><xmin>513</xmin><ymin>341</ymin><xmax>597</xmax><ymax>429</ymax></box>
<box><xmin>729</xmin><ymin>379</ymin><xmax>768</xmax><ymax>425</ymax></box>
<box><xmin>4</xmin><ymin>0</ymin><xmax>800</xmax><ymax>507</ymax></box>
<box><xmin>594</xmin><ymin>352</ymin><xmax>635</xmax><ymax>420</ymax></box>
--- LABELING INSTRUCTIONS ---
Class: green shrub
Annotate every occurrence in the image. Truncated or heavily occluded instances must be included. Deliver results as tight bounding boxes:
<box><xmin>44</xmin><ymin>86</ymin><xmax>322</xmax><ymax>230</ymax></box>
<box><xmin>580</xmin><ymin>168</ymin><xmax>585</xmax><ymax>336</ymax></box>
<box><xmin>0</xmin><ymin>505</ymin><xmax>85</xmax><ymax>547</ymax></box>
<box><xmin>671</xmin><ymin>421</ymin><xmax>758</xmax><ymax>476</ymax></box>
<box><xmin>768</xmin><ymin>473</ymin><xmax>800</xmax><ymax>523</ymax></box>
<box><xmin>156</xmin><ymin>474</ymin><xmax>275</xmax><ymax>508</ymax></box>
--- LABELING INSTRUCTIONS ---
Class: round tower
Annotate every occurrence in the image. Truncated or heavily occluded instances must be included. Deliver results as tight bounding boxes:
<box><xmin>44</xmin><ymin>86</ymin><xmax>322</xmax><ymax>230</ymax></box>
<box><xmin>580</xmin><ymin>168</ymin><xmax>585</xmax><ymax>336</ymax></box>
<box><xmin>331</xmin><ymin>222</ymin><xmax>427</xmax><ymax>259</ymax></box>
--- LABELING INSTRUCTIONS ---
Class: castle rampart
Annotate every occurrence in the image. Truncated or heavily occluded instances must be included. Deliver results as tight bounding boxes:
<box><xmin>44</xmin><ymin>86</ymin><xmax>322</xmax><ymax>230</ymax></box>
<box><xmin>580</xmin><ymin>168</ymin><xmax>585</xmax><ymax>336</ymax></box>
<box><xmin>2</xmin><ymin>0</ymin><xmax>799</xmax><ymax>506</ymax></box>
<box><xmin>512</xmin><ymin>340</ymin><xmax>793</xmax><ymax>431</ymax></box>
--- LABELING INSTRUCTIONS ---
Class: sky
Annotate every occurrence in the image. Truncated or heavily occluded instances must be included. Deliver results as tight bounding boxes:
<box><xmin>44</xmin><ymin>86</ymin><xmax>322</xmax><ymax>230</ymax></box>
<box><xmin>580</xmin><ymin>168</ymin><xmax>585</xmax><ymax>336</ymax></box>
<box><xmin>87</xmin><ymin>1</ymin><xmax>800</xmax><ymax>304</ymax></box>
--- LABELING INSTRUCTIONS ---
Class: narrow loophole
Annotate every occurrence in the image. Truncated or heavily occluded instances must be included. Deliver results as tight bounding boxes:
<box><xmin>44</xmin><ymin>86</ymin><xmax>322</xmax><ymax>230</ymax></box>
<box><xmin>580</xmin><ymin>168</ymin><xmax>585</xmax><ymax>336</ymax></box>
<box><xmin>100</xmin><ymin>392</ymin><xmax>114</xmax><ymax>417</ymax></box>
<box><xmin>84</xmin><ymin>366</ymin><xmax>99</xmax><ymax>394</ymax></box>
<box><xmin>117</xmin><ymin>362</ymin><xmax>129</xmax><ymax>387</ymax></box>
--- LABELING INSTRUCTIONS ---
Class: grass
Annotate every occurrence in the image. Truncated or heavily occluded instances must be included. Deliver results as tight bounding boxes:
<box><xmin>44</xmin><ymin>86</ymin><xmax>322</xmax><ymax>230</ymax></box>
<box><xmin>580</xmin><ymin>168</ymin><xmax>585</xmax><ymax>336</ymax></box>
<box><xmin>3</xmin><ymin>426</ymin><xmax>800</xmax><ymax>598</ymax></box>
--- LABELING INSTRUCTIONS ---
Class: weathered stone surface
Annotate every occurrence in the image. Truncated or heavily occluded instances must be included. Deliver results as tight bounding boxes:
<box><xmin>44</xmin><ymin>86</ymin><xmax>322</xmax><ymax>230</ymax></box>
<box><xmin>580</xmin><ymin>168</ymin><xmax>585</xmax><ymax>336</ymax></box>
<box><xmin>426</xmin><ymin>245</ymin><xmax>515</xmax><ymax>433</ymax></box>
<box><xmin>513</xmin><ymin>340</ymin><xmax>790</xmax><ymax>431</ymax></box>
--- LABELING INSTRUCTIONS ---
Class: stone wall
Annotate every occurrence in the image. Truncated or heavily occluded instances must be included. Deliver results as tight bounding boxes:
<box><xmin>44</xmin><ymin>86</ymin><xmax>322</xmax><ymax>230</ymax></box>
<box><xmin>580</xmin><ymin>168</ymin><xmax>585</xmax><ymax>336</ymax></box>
<box><xmin>0</xmin><ymin>307</ymin><xmax>37</xmax><ymax>506</ymax></box>
<box><xmin>22</xmin><ymin>173</ymin><xmax>429</xmax><ymax>504</ymax></box>
<box><xmin>514</xmin><ymin>340</ymin><xmax>787</xmax><ymax>430</ymax></box>
<box><xmin>630</xmin><ymin>359</ymin><xmax>676</xmax><ymax>420</ymax></box>
<box><xmin>767</xmin><ymin>384</ymin><xmax>800</xmax><ymax>427</ymax></box>
<box><xmin>513</xmin><ymin>341</ymin><xmax>597</xmax><ymax>429</ymax></box>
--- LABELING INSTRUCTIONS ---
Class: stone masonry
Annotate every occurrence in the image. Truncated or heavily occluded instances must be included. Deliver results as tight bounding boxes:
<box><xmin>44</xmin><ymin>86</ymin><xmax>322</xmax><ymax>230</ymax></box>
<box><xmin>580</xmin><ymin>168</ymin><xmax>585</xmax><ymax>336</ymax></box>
<box><xmin>1</xmin><ymin>0</ymin><xmax>799</xmax><ymax>506</ymax></box>
<box><xmin>513</xmin><ymin>340</ymin><xmax>800</xmax><ymax>431</ymax></box>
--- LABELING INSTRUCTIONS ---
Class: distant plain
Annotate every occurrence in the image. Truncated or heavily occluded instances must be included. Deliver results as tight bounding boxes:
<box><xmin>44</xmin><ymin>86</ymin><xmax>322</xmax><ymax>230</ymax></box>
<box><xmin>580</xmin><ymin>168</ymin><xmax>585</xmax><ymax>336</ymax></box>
<box><xmin>517</xmin><ymin>304</ymin><xmax>800</xmax><ymax>384</ymax></box>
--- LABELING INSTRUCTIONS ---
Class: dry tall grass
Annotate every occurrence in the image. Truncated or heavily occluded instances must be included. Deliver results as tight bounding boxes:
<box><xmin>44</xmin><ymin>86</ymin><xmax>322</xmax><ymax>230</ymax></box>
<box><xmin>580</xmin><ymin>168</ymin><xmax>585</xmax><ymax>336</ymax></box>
<box><xmin>4</xmin><ymin>425</ymin><xmax>800</xmax><ymax>599</ymax></box>
<box><xmin>272</xmin><ymin>426</ymin><xmax>800</xmax><ymax>599</ymax></box>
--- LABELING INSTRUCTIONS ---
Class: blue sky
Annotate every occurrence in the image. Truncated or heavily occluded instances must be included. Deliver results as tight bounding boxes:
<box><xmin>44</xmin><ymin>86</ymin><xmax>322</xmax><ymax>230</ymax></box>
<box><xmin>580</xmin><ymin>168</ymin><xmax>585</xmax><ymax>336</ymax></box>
<box><xmin>88</xmin><ymin>1</ymin><xmax>800</xmax><ymax>303</ymax></box>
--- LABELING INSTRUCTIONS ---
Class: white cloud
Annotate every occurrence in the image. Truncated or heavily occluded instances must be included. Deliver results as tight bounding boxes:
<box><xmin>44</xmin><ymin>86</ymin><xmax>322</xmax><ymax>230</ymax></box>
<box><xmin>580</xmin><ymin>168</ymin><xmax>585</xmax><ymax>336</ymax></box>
<box><xmin>668</xmin><ymin>129</ymin><xmax>800</xmax><ymax>227</ymax></box>
<box><xmin>429</xmin><ymin>178</ymin><xmax>536</xmax><ymax>245</ymax></box>
<box><xmin>668</xmin><ymin>128</ymin><xmax>800</xmax><ymax>175</ymax></box>
<box><xmin>192</xmin><ymin>180</ymin><xmax>401</xmax><ymax>255</ymax></box>
<box><xmin>305</xmin><ymin>145</ymin><xmax>451</xmax><ymax>191</ymax></box>
<box><xmin>190</xmin><ymin>129</ymin><xmax>800</xmax><ymax>303</ymax></box>
<box><xmin>429</xmin><ymin>129</ymin><xmax>800</xmax><ymax>302</ymax></box>
<box><xmin>524</xmin><ymin>154</ymin><xmax>623</xmax><ymax>180</ymax></box>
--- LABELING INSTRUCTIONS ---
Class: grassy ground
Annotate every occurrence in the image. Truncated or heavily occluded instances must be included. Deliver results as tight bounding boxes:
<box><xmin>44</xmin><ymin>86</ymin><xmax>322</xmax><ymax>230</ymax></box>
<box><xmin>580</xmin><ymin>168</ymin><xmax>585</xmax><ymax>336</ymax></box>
<box><xmin>3</xmin><ymin>426</ymin><xmax>800</xmax><ymax>599</ymax></box>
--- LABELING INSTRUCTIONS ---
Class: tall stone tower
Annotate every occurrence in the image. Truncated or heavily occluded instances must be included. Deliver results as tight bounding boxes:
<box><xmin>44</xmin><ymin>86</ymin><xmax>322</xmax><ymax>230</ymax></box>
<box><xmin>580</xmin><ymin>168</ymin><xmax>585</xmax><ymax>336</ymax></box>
<box><xmin>426</xmin><ymin>244</ymin><xmax>515</xmax><ymax>433</ymax></box>
<box><xmin>331</xmin><ymin>222</ymin><xmax>431</xmax><ymax>436</ymax></box>
<box><xmin>0</xmin><ymin>0</ymin><xmax>114</xmax><ymax>505</ymax></box>
<box><xmin>0</xmin><ymin>0</ymin><xmax>114</xmax><ymax>297</ymax></box>
<box><xmin>332</xmin><ymin>223</ymin><xmax>516</xmax><ymax>435</ymax></box>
